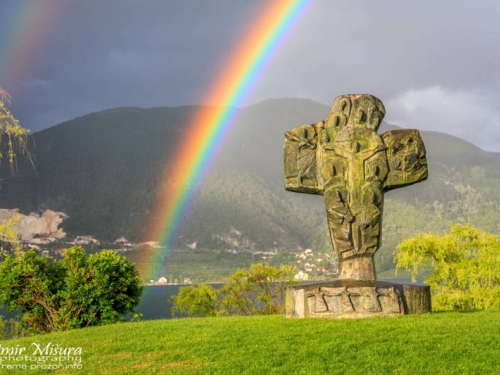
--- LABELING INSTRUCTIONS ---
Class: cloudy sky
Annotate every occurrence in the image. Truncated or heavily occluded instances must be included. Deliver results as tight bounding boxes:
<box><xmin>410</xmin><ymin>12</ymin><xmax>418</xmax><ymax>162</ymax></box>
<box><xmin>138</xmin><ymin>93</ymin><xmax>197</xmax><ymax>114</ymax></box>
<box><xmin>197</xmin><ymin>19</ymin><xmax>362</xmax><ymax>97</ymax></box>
<box><xmin>1</xmin><ymin>0</ymin><xmax>500</xmax><ymax>151</ymax></box>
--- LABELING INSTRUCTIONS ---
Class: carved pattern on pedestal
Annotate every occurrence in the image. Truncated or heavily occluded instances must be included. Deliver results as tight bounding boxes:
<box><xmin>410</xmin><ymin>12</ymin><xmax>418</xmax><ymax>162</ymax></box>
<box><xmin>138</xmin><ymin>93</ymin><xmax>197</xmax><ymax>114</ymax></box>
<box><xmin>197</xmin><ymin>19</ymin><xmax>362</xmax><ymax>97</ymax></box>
<box><xmin>305</xmin><ymin>286</ymin><xmax>403</xmax><ymax>317</ymax></box>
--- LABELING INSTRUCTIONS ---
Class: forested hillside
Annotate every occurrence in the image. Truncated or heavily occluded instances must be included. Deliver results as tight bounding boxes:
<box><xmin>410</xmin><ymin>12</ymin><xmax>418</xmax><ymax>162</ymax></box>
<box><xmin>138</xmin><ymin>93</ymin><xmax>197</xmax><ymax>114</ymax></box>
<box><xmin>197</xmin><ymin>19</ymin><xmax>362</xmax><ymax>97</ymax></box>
<box><xmin>1</xmin><ymin>98</ymin><xmax>499</xmax><ymax>274</ymax></box>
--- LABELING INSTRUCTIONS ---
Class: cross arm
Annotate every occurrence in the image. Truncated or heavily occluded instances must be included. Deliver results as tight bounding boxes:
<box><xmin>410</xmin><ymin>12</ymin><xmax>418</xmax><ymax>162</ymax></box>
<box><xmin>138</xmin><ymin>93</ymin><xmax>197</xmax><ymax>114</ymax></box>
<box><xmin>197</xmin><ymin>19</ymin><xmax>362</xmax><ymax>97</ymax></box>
<box><xmin>284</xmin><ymin>122</ymin><xmax>323</xmax><ymax>195</ymax></box>
<box><xmin>382</xmin><ymin>129</ymin><xmax>428</xmax><ymax>191</ymax></box>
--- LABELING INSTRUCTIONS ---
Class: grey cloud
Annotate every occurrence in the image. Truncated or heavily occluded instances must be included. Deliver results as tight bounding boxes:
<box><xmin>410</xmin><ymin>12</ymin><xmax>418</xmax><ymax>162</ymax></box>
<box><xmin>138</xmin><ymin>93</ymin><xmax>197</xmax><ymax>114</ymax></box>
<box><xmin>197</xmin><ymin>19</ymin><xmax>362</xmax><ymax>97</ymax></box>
<box><xmin>386</xmin><ymin>86</ymin><xmax>500</xmax><ymax>152</ymax></box>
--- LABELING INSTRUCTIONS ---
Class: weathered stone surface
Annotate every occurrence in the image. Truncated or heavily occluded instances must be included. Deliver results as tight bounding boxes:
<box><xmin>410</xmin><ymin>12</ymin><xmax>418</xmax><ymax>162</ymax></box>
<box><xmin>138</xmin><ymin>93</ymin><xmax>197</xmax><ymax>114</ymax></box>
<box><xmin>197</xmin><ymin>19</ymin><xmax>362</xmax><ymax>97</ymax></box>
<box><xmin>286</xmin><ymin>280</ymin><xmax>431</xmax><ymax>318</ymax></box>
<box><xmin>284</xmin><ymin>94</ymin><xmax>431</xmax><ymax>318</ymax></box>
<box><xmin>284</xmin><ymin>94</ymin><xmax>428</xmax><ymax>281</ymax></box>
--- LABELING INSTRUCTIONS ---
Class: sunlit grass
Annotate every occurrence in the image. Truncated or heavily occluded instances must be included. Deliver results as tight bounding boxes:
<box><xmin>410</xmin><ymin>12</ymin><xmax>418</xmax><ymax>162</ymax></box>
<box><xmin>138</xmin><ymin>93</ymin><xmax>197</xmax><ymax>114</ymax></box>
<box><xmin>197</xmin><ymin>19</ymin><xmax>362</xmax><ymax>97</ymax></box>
<box><xmin>3</xmin><ymin>312</ymin><xmax>500</xmax><ymax>374</ymax></box>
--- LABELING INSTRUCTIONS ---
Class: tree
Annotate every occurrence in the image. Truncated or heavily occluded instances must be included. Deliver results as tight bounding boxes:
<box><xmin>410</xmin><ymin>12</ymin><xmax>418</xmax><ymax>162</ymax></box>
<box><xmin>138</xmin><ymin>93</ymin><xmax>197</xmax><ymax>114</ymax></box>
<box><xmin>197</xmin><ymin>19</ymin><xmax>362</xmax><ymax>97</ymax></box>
<box><xmin>0</xmin><ymin>247</ymin><xmax>143</xmax><ymax>333</ymax></box>
<box><xmin>0</xmin><ymin>215</ymin><xmax>21</xmax><ymax>256</ymax></box>
<box><xmin>172</xmin><ymin>264</ymin><xmax>295</xmax><ymax>317</ymax></box>
<box><xmin>395</xmin><ymin>224</ymin><xmax>500</xmax><ymax>311</ymax></box>
<box><xmin>0</xmin><ymin>87</ymin><xmax>30</xmax><ymax>169</ymax></box>
<box><xmin>0</xmin><ymin>87</ymin><xmax>31</xmax><ymax>255</ymax></box>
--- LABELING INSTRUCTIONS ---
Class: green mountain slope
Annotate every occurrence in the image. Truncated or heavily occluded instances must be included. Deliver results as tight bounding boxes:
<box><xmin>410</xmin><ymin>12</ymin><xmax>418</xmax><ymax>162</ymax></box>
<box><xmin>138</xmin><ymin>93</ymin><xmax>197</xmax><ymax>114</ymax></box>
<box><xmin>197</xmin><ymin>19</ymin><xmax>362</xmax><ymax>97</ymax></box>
<box><xmin>1</xmin><ymin>98</ymin><xmax>499</xmax><ymax>275</ymax></box>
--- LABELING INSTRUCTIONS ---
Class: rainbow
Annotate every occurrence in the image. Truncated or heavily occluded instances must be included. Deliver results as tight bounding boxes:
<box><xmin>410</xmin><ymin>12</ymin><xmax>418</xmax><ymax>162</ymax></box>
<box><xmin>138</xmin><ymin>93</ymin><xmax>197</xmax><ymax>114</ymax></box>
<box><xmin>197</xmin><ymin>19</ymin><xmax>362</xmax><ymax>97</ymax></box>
<box><xmin>145</xmin><ymin>0</ymin><xmax>311</xmax><ymax>279</ymax></box>
<box><xmin>0</xmin><ymin>1</ymin><xmax>66</xmax><ymax>96</ymax></box>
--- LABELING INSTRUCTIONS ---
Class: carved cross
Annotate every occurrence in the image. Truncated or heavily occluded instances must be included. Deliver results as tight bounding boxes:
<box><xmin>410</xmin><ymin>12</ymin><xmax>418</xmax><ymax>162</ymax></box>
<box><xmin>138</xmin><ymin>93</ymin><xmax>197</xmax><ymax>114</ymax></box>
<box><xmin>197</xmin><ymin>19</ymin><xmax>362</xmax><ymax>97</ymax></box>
<box><xmin>284</xmin><ymin>94</ymin><xmax>428</xmax><ymax>280</ymax></box>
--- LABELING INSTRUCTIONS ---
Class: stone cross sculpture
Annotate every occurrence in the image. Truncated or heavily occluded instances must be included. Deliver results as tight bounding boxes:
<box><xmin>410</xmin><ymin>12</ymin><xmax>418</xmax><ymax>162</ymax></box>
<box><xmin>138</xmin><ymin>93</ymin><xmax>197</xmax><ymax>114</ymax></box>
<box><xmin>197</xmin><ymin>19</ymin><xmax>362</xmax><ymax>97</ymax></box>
<box><xmin>284</xmin><ymin>94</ymin><xmax>431</xmax><ymax>318</ymax></box>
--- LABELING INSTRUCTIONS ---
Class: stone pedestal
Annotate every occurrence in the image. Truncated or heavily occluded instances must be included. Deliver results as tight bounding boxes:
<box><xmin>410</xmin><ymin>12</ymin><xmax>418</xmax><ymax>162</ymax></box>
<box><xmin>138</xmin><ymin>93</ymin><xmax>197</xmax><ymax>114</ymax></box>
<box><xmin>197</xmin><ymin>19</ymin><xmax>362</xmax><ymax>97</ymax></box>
<box><xmin>285</xmin><ymin>280</ymin><xmax>431</xmax><ymax>319</ymax></box>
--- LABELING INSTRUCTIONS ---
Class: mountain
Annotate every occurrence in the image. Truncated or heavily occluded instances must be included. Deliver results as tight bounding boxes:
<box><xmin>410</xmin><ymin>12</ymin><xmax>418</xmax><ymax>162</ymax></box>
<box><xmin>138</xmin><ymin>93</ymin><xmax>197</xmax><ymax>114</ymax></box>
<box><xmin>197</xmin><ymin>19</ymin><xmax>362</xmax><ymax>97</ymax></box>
<box><xmin>1</xmin><ymin>98</ymin><xmax>500</xmax><ymax>275</ymax></box>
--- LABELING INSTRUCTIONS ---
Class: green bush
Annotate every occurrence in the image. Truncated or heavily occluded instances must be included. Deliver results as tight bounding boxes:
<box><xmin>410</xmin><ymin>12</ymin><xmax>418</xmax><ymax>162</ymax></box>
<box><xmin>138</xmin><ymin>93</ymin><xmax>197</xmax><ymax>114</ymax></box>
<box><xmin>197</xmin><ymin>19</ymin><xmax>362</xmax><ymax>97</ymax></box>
<box><xmin>172</xmin><ymin>283</ymin><xmax>219</xmax><ymax>317</ymax></box>
<box><xmin>172</xmin><ymin>264</ymin><xmax>295</xmax><ymax>317</ymax></box>
<box><xmin>395</xmin><ymin>224</ymin><xmax>500</xmax><ymax>311</ymax></box>
<box><xmin>0</xmin><ymin>247</ymin><xmax>143</xmax><ymax>333</ymax></box>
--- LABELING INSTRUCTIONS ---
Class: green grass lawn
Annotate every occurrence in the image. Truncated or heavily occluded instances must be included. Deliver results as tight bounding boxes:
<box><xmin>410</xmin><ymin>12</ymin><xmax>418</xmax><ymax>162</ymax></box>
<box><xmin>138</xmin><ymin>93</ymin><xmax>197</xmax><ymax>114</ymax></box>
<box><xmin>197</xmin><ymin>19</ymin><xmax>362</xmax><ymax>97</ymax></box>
<box><xmin>2</xmin><ymin>312</ymin><xmax>500</xmax><ymax>374</ymax></box>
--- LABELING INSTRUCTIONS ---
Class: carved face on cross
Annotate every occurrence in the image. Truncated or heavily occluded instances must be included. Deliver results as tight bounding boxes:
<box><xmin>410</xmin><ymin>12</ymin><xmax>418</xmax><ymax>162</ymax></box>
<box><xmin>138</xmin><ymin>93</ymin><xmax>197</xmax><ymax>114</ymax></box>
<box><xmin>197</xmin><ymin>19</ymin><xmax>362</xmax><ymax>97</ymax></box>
<box><xmin>284</xmin><ymin>94</ymin><xmax>428</xmax><ymax>280</ymax></box>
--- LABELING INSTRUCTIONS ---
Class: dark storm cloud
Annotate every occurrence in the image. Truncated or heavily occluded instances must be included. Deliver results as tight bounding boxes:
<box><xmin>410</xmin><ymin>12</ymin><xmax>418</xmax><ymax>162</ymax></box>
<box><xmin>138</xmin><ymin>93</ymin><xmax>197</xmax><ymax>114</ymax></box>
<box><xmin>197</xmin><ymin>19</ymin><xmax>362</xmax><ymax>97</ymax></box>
<box><xmin>5</xmin><ymin>0</ymin><xmax>265</xmax><ymax>130</ymax></box>
<box><xmin>2</xmin><ymin>0</ymin><xmax>500</xmax><ymax>151</ymax></box>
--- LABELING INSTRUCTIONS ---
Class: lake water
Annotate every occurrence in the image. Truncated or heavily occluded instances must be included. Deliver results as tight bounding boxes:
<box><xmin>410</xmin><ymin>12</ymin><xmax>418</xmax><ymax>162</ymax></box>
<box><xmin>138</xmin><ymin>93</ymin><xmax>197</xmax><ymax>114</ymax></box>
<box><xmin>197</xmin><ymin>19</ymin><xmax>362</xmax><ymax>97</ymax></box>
<box><xmin>138</xmin><ymin>285</ymin><xmax>186</xmax><ymax>320</ymax></box>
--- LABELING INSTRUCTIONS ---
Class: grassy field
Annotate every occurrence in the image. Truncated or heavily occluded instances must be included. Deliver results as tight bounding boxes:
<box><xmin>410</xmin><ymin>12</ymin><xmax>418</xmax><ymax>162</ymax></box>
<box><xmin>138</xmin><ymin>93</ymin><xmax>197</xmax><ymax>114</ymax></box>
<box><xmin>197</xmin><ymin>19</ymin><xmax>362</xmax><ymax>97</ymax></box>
<box><xmin>2</xmin><ymin>312</ymin><xmax>500</xmax><ymax>374</ymax></box>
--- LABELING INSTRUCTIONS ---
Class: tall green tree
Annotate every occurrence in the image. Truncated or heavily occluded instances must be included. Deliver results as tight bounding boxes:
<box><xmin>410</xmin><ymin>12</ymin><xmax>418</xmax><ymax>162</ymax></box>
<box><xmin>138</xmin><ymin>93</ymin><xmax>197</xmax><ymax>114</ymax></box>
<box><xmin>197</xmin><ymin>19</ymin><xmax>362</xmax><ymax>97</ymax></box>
<box><xmin>395</xmin><ymin>224</ymin><xmax>500</xmax><ymax>311</ymax></box>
